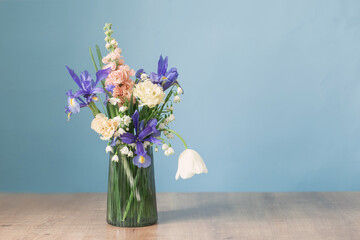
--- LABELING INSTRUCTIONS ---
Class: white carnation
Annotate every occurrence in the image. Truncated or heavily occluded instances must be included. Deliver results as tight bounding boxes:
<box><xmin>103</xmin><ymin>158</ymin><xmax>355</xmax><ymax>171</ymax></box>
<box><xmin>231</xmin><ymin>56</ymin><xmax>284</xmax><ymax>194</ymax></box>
<box><xmin>91</xmin><ymin>114</ymin><xmax>120</xmax><ymax>141</ymax></box>
<box><xmin>134</xmin><ymin>80</ymin><xmax>165</xmax><ymax>108</ymax></box>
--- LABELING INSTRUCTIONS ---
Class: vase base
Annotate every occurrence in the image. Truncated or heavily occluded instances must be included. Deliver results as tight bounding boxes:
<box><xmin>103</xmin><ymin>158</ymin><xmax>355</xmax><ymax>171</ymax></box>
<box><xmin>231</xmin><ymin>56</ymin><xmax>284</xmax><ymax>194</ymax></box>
<box><xmin>107</xmin><ymin>217</ymin><xmax>158</xmax><ymax>228</ymax></box>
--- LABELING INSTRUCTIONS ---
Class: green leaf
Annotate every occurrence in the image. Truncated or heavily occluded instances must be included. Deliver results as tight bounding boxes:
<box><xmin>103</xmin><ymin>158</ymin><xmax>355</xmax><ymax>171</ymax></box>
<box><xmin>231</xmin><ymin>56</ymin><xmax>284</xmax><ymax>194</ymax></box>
<box><xmin>96</xmin><ymin>45</ymin><xmax>104</xmax><ymax>69</ymax></box>
<box><xmin>89</xmin><ymin>47</ymin><xmax>98</xmax><ymax>72</ymax></box>
<box><xmin>129</xmin><ymin>90</ymin><xmax>134</xmax><ymax>116</ymax></box>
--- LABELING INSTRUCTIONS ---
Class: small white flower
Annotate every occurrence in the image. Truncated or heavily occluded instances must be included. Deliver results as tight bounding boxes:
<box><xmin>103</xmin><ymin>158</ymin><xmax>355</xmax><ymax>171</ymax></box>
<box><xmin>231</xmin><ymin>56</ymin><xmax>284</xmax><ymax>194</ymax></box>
<box><xmin>109</xmin><ymin>98</ymin><xmax>121</xmax><ymax>105</ymax></box>
<box><xmin>174</xmin><ymin>95</ymin><xmax>181</xmax><ymax>103</ymax></box>
<box><xmin>167</xmin><ymin>133</ymin><xmax>174</xmax><ymax>139</ymax></box>
<box><xmin>106</xmin><ymin>43</ymin><xmax>111</xmax><ymax>49</ymax></box>
<box><xmin>175</xmin><ymin>149</ymin><xmax>208</xmax><ymax>180</ymax></box>
<box><xmin>110</xmin><ymin>39</ymin><xmax>117</xmax><ymax>45</ymax></box>
<box><xmin>177</xmin><ymin>87</ymin><xmax>183</xmax><ymax>95</ymax></box>
<box><xmin>164</xmin><ymin>118</ymin><xmax>170</xmax><ymax>125</ymax></box>
<box><xmin>126</xmin><ymin>128</ymin><xmax>129</xmax><ymax>131</ymax></box>
<box><xmin>130</xmin><ymin>143</ymin><xmax>136</xmax><ymax>148</ymax></box>
<box><xmin>112</xmin><ymin>155</ymin><xmax>119</xmax><ymax>162</ymax></box>
<box><xmin>167</xmin><ymin>147</ymin><xmax>175</xmax><ymax>155</ymax></box>
<box><xmin>143</xmin><ymin>141</ymin><xmax>151</xmax><ymax>148</ymax></box>
<box><xmin>163</xmin><ymin>131</ymin><xmax>169</xmax><ymax>136</ymax></box>
<box><xmin>127</xmin><ymin>151</ymin><xmax>133</xmax><ymax>157</ymax></box>
<box><xmin>116</xmin><ymin>140</ymin><xmax>121</xmax><ymax>145</ymax></box>
<box><xmin>122</xmin><ymin>116</ymin><xmax>132</xmax><ymax>126</ymax></box>
<box><xmin>167</xmin><ymin>106</ymin><xmax>174</xmax><ymax>111</ymax></box>
<box><xmin>114</xmin><ymin>128</ymin><xmax>126</xmax><ymax>137</ymax></box>
<box><xmin>168</xmin><ymin>114</ymin><xmax>175</xmax><ymax>122</ymax></box>
<box><xmin>155</xmin><ymin>146</ymin><xmax>158</xmax><ymax>152</ymax></box>
<box><xmin>105</xmin><ymin>146</ymin><xmax>113</xmax><ymax>153</ymax></box>
<box><xmin>162</xmin><ymin>144</ymin><xmax>169</xmax><ymax>151</ymax></box>
<box><xmin>120</xmin><ymin>146</ymin><xmax>129</xmax><ymax>155</ymax></box>
<box><xmin>164</xmin><ymin>150</ymin><xmax>170</xmax><ymax>156</ymax></box>
<box><xmin>159</xmin><ymin>123</ymin><xmax>166</xmax><ymax>129</ymax></box>
<box><xmin>140</xmin><ymin>73</ymin><xmax>148</xmax><ymax>81</ymax></box>
<box><xmin>119</xmin><ymin>106</ymin><xmax>128</xmax><ymax>113</ymax></box>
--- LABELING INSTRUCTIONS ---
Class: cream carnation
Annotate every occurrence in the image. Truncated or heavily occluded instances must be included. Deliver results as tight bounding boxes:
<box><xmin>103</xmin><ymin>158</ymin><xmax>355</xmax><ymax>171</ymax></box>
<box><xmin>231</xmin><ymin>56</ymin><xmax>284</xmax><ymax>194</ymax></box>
<box><xmin>134</xmin><ymin>80</ymin><xmax>165</xmax><ymax>108</ymax></box>
<box><xmin>91</xmin><ymin>114</ymin><xmax>120</xmax><ymax>141</ymax></box>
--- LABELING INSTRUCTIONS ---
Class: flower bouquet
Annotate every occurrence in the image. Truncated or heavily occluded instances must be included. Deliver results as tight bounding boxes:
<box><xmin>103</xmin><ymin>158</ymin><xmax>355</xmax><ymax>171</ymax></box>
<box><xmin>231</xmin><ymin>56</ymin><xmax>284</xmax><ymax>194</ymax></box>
<box><xmin>64</xmin><ymin>23</ymin><xmax>208</xmax><ymax>227</ymax></box>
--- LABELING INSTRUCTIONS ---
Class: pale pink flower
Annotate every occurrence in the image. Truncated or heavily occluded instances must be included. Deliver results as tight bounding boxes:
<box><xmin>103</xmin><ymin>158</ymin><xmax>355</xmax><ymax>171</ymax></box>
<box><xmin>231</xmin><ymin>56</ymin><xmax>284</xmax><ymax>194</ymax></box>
<box><xmin>112</xmin><ymin>79</ymin><xmax>135</xmax><ymax>105</ymax></box>
<box><xmin>115</xmin><ymin>48</ymin><xmax>122</xmax><ymax>54</ymax></box>
<box><xmin>103</xmin><ymin>62</ymin><xmax>116</xmax><ymax>71</ymax></box>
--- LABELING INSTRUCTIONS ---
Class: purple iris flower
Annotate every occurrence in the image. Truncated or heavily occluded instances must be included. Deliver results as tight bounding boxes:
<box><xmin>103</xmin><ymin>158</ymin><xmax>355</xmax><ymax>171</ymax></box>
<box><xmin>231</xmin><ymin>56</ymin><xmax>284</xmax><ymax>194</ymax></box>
<box><xmin>65</xmin><ymin>90</ymin><xmax>87</xmax><ymax>120</ymax></box>
<box><xmin>140</xmin><ymin>55</ymin><xmax>180</xmax><ymax>91</ymax></box>
<box><xmin>120</xmin><ymin>110</ymin><xmax>161</xmax><ymax>168</ymax></box>
<box><xmin>65</xmin><ymin>66</ymin><xmax>111</xmax><ymax>104</ymax></box>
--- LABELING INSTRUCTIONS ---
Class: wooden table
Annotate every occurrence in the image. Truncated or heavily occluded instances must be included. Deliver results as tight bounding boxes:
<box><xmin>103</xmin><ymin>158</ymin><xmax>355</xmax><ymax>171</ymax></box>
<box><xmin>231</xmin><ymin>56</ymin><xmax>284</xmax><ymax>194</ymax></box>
<box><xmin>1</xmin><ymin>192</ymin><xmax>360</xmax><ymax>240</ymax></box>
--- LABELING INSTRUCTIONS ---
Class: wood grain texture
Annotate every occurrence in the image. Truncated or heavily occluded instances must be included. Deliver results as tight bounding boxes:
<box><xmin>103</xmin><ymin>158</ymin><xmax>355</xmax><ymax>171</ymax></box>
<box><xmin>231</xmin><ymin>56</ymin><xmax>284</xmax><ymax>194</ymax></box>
<box><xmin>1</xmin><ymin>192</ymin><xmax>360</xmax><ymax>240</ymax></box>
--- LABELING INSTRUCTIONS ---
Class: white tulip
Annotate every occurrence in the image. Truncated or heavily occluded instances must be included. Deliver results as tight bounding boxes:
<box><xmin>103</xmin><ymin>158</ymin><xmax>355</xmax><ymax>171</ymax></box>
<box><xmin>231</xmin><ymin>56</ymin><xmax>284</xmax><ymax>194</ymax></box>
<box><xmin>175</xmin><ymin>149</ymin><xmax>208</xmax><ymax>180</ymax></box>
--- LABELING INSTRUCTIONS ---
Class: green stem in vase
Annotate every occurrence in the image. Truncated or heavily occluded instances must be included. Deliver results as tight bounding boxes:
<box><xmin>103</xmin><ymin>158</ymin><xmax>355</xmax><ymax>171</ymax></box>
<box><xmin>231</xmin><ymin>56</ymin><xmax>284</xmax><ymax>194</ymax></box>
<box><xmin>122</xmin><ymin>169</ymin><xmax>141</xmax><ymax>221</ymax></box>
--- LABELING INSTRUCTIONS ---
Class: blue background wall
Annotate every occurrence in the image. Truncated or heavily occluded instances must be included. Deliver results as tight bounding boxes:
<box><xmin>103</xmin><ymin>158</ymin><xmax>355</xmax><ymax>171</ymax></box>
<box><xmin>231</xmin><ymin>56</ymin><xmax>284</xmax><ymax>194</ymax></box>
<box><xmin>1</xmin><ymin>0</ymin><xmax>360</xmax><ymax>192</ymax></box>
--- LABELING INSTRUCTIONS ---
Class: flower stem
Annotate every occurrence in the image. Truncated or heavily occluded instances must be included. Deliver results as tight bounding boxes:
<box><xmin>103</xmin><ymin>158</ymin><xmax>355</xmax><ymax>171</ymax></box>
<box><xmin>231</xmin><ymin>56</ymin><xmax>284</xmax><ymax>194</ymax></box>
<box><xmin>167</xmin><ymin>129</ymin><xmax>188</xmax><ymax>149</ymax></box>
<box><xmin>122</xmin><ymin>170</ymin><xmax>141</xmax><ymax>221</ymax></box>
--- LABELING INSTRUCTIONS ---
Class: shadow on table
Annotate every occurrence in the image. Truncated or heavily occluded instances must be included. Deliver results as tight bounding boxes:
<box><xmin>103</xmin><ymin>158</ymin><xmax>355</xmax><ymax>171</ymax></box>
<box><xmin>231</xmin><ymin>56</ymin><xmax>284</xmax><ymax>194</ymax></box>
<box><xmin>158</xmin><ymin>202</ymin><xmax>230</xmax><ymax>224</ymax></box>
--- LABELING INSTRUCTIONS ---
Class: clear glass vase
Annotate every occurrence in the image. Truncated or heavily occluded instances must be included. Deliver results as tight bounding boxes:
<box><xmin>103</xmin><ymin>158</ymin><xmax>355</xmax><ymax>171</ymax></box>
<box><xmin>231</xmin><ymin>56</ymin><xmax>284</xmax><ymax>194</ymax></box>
<box><xmin>106</xmin><ymin>146</ymin><xmax>158</xmax><ymax>227</ymax></box>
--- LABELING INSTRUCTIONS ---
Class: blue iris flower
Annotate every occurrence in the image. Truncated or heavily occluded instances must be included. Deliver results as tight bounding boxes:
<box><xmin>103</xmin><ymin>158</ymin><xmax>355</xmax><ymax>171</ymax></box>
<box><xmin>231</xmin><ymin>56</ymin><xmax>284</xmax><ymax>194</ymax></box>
<box><xmin>120</xmin><ymin>110</ymin><xmax>161</xmax><ymax>168</ymax></box>
<box><xmin>136</xmin><ymin>55</ymin><xmax>180</xmax><ymax>91</ymax></box>
<box><xmin>65</xmin><ymin>66</ymin><xmax>111</xmax><ymax>119</ymax></box>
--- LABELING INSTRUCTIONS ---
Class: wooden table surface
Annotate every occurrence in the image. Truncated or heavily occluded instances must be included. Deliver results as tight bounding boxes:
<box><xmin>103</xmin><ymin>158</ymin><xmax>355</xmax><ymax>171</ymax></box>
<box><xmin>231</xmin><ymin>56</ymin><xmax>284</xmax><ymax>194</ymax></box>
<box><xmin>1</xmin><ymin>192</ymin><xmax>360</xmax><ymax>240</ymax></box>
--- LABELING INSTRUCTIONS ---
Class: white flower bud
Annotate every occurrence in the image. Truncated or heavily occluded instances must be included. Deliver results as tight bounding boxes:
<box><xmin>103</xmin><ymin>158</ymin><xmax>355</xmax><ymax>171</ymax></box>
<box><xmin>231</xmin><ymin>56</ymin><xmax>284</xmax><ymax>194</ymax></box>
<box><xmin>174</xmin><ymin>95</ymin><xmax>181</xmax><ymax>103</ymax></box>
<box><xmin>122</xmin><ymin>116</ymin><xmax>132</xmax><ymax>126</ymax></box>
<box><xmin>167</xmin><ymin>147</ymin><xmax>175</xmax><ymax>155</ymax></box>
<box><xmin>168</xmin><ymin>114</ymin><xmax>175</xmax><ymax>122</ymax></box>
<box><xmin>105</xmin><ymin>146</ymin><xmax>113</xmax><ymax>153</ymax></box>
<box><xmin>162</xmin><ymin>144</ymin><xmax>169</xmax><ymax>151</ymax></box>
<box><xmin>177</xmin><ymin>87</ymin><xmax>183</xmax><ymax>95</ymax></box>
<box><xmin>106</xmin><ymin>43</ymin><xmax>111</xmax><ymax>49</ymax></box>
<box><xmin>159</xmin><ymin>123</ymin><xmax>166</xmax><ymax>129</ymax></box>
<box><xmin>128</xmin><ymin>151</ymin><xmax>133</xmax><ymax>157</ymax></box>
<box><xmin>120</xmin><ymin>146</ymin><xmax>129</xmax><ymax>155</ymax></box>
<box><xmin>167</xmin><ymin>133</ymin><xmax>174</xmax><ymax>139</ymax></box>
<box><xmin>155</xmin><ymin>146</ymin><xmax>158</xmax><ymax>152</ymax></box>
<box><xmin>140</xmin><ymin>73</ymin><xmax>148</xmax><ymax>81</ymax></box>
<box><xmin>109</xmin><ymin>97</ymin><xmax>121</xmax><ymax>105</ymax></box>
<box><xmin>119</xmin><ymin>106</ymin><xmax>128</xmax><ymax>113</ymax></box>
<box><xmin>112</xmin><ymin>155</ymin><xmax>119</xmax><ymax>162</ymax></box>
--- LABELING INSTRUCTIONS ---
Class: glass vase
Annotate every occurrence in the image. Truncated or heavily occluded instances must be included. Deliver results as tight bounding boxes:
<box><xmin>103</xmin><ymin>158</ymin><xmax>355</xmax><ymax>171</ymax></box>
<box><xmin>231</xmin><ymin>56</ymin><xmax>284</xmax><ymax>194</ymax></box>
<box><xmin>106</xmin><ymin>146</ymin><xmax>158</xmax><ymax>227</ymax></box>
